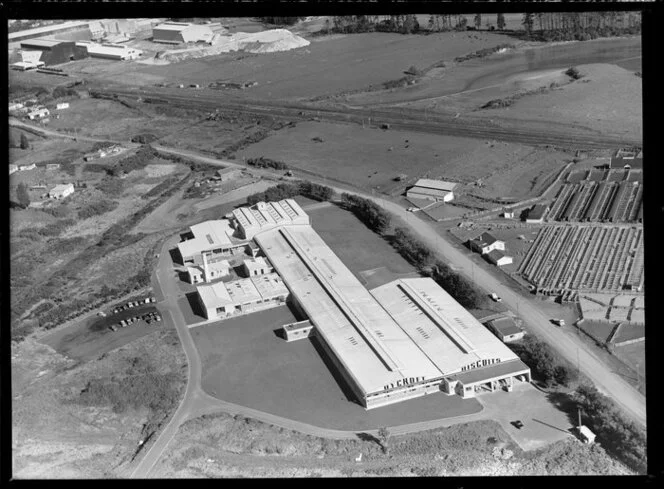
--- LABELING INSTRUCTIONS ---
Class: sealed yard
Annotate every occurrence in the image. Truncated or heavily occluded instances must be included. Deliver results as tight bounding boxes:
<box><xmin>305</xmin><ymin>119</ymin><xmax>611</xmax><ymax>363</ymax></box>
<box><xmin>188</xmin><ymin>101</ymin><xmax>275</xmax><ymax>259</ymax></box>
<box><xmin>191</xmin><ymin>306</ymin><xmax>482</xmax><ymax>430</ymax></box>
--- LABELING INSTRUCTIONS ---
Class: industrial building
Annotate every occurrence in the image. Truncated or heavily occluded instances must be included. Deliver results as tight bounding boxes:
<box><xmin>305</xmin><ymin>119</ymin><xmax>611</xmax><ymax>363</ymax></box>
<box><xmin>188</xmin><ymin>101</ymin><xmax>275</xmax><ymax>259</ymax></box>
<box><xmin>56</xmin><ymin>102</ymin><xmax>70</xmax><ymax>110</ymax></box>
<box><xmin>11</xmin><ymin>60</ymin><xmax>45</xmax><ymax>71</ymax></box>
<box><xmin>177</xmin><ymin>219</ymin><xmax>247</xmax><ymax>266</ymax></box>
<box><xmin>152</xmin><ymin>22</ymin><xmax>214</xmax><ymax>44</ymax></box>
<box><xmin>485</xmin><ymin>317</ymin><xmax>525</xmax><ymax>343</ymax></box>
<box><xmin>526</xmin><ymin>204</ymin><xmax>550</xmax><ymax>224</ymax></box>
<box><xmin>19</xmin><ymin>39</ymin><xmax>88</xmax><ymax>66</ymax></box>
<box><xmin>76</xmin><ymin>42</ymin><xmax>143</xmax><ymax>60</ymax></box>
<box><xmin>19</xmin><ymin>163</ymin><xmax>36</xmax><ymax>171</ymax></box>
<box><xmin>215</xmin><ymin>168</ymin><xmax>242</xmax><ymax>181</ymax></box>
<box><xmin>231</xmin><ymin>199</ymin><xmax>309</xmax><ymax>239</ymax></box>
<box><xmin>186</xmin><ymin>257</ymin><xmax>231</xmax><ymax>284</ymax></box>
<box><xmin>406</xmin><ymin>179</ymin><xmax>458</xmax><ymax>203</ymax></box>
<box><xmin>254</xmin><ymin>220</ymin><xmax>530</xmax><ymax>410</ymax></box>
<box><xmin>243</xmin><ymin>256</ymin><xmax>273</xmax><ymax>277</ymax></box>
<box><xmin>9</xmin><ymin>165</ymin><xmax>18</xmax><ymax>175</ymax></box>
<box><xmin>196</xmin><ymin>273</ymin><xmax>289</xmax><ymax>319</ymax></box>
<box><xmin>49</xmin><ymin>183</ymin><xmax>74</xmax><ymax>200</ymax></box>
<box><xmin>468</xmin><ymin>232</ymin><xmax>505</xmax><ymax>255</ymax></box>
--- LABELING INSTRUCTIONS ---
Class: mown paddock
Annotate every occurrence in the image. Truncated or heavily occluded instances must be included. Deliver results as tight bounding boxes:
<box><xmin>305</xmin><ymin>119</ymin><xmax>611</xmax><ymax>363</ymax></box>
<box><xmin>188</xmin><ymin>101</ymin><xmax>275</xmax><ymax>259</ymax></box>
<box><xmin>128</xmin><ymin>31</ymin><xmax>513</xmax><ymax>100</ymax></box>
<box><xmin>235</xmin><ymin>121</ymin><xmax>568</xmax><ymax>197</ymax></box>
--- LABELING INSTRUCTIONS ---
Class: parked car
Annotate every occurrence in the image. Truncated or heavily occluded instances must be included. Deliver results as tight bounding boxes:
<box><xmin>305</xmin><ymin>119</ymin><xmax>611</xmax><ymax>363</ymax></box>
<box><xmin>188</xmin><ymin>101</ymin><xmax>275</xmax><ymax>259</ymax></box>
<box><xmin>150</xmin><ymin>297</ymin><xmax>156</xmax><ymax>303</ymax></box>
<box><xmin>512</xmin><ymin>420</ymin><xmax>524</xmax><ymax>429</ymax></box>
<box><xmin>109</xmin><ymin>325</ymin><xmax>117</xmax><ymax>332</ymax></box>
<box><xmin>490</xmin><ymin>293</ymin><xmax>502</xmax><ymax>302</ymax></box>
<box><xmin>144</xmin><ymin>298</ymin><xmax>150</xmax><ymax>304</ymax></box>
<box><xmin>551</xmin><ymin>318</ymin><xmax>565</xmax><ymax>327</ymax></box>
<box><xmin>155</xmin><ymin>315</ymin><xmax>162</xmax><ymax>322</ymax></box>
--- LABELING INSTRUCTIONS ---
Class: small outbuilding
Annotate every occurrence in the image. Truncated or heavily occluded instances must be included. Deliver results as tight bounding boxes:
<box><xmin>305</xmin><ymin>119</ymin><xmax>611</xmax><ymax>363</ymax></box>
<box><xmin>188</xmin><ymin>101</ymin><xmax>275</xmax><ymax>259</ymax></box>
<box><xmin>49</xmin><ymin>183</ymin><xmax>75</xmax><ymax>199</ymax></box>
<box><xmin>56</xmin><ymin>102</ymin><xmax>70</xmax><ymax>110</ymax></box>
<box><xmin>406</xmin><ymin>178</ymin><xmax>457</xmax><ymax>203</ymax></box>
<box><xmin>526</xmin><ymin>204</ymin><xmax>549</xmax><ymax>224</ymax></box>
<box><xmin>485</xmin><ymin>317</ymin><xmax>525</xmax><ymax>343</ymax></box>
<box><xmin>242</xmin><ymin>256</ymin><xmax>274</xmax><ymax>277</ymax></box>
<box><xmin>577</xmin><ymin>425</ymin><xmax>596</xmax><ymax>444</ymax></box>
<box><xmin>27</xmin><ymin>108</ymin><xmax>50</xmax><ymax>120</ymax></box>
<box><xmin>485</xmin><ymin>249</ymin><xmax>513</xmax><ymax>267</ymax></box>
<box><xmin>152</xmin><ymin>22</ymin><xmax>214</xmax><ymax>44</ymax></box>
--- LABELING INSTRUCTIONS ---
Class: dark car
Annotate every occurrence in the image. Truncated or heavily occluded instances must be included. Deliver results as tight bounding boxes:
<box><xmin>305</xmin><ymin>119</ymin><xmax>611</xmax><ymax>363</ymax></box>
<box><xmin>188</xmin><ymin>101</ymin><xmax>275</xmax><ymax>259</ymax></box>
<box><xmin>512</xmin><ymin>420</ymin><xmax>524</xmax><ymax>429</ymax></box>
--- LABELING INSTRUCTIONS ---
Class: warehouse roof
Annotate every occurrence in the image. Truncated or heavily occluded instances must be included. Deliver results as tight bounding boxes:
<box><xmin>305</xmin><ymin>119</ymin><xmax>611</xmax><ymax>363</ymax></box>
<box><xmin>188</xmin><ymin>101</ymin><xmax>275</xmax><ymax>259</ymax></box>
<box><xmin>412</xmin><ymin>179</ymin><xmax>458</xmax><ymax>192</ymax></box>
<box><xmin>446</xmin><ymin>359</ymin><xmax>530</xmax><ymax>385</ymax></box>
<box><xmin>250</xmin><ymin>273</ymin><xmax>289</xmax><ymax>299</ymax></box>
<box><xmin>197</xmin><ymin>281</ymin><xmax>234</xmax><ymax>309</ymax></box>
<box><xmin>486</xmin><ymin>317</ymin><xmax>522</xmax><ymax>337</ymax></box>
<box><xmin>486</xmin><ymin>249</ymin><xmax>508</xmax><ymax>263</ymax></box>
<box><xmin>21</xmin><ymin>38</ymin><xmax>63</xmax><ymax>49</ymax></box>
<box><xmin>255</xmin><ymin>223</ymin><xmax>520</xmax><ymax>396</ymax></box>
<box><xmin>225</xmin><ymin>278</ymin><xmax>262</xmax><ymax>305</ymax></box>
<box><xmin>153</xmin><ymin>22</ymin><xmax>194</xmax><ymax>31</ymax></box>
<box><xmin>9</xmin><ymin>21</ymin><xmax>90</xmax><ymax>41</ymax></box>
<box><xmin>178</xmin><ymin>219</ymin><xmax>237</xmax><ymax>258</ymax></box>
<box><xmin>244</xmin><ymin>256</ymin><xmax>271</xmax><ymax>272</ymax></box>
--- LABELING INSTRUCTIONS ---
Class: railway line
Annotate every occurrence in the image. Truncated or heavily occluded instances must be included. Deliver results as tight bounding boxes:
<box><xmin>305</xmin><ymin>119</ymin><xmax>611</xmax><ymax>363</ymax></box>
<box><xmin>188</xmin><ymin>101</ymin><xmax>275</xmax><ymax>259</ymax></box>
<box><xmin>93</xmin><ymin>86</ymin><xmax>641</xmax><ymax>150</ymax></box>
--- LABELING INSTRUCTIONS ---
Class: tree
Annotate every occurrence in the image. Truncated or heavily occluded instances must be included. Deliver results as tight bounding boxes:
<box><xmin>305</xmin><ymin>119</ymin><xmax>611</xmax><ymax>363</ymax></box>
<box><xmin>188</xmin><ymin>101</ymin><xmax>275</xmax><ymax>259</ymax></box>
<box><xmin>497</xmin><ymin>13</ymin><xmax>506</xmax><ymax>31</ymax></box>
<box><xmin>474</xmin><ymin>13</ymin><xmax>482</xmax><ymax>30</ymax></box>
<box><xmin>20</xmin><ymin>133</ymin><xmax>30</xmax><ymax>150</ymax></box>
<box><xmin>522</xmin><ymin>13</ymin><xmax>535</xmax><ymax>38</ymax></box>
<box><xmin>16</xmin><ymin>182</ymin><xmax>30</xmax><ymax>208</ymax></box>
<box><xmin>377</xmin><ymin>427</ymin><xmax>390</xmax><ymax>454</ymax></box>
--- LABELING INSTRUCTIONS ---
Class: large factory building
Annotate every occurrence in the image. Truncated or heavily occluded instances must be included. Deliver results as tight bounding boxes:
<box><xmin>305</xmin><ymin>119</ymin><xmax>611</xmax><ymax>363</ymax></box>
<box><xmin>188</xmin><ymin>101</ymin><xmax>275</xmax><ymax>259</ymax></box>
<box><xmin>188</xmin><ymin>200</ymin><xmax>530</xmax><ymax>409</ymax></box>
<box><xmin>152</xmin><ymin>22</ymin><xmax>214</xmax><ymax>44</ymax></box>
<box><xmin>19</xmin><ymin>39</ymin><xmax>88</xmax><ymax>66</ymax></box>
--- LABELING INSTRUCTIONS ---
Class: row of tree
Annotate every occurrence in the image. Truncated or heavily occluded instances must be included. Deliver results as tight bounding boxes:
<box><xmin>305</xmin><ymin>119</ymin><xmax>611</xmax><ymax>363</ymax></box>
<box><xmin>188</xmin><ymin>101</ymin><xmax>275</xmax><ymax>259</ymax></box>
<box><xmin>325</xmin><ymin>14</ymin><xmax>506</xmax><ymax>35</ymax></box>
<box><xmin>246</xmin><ymin>180</ymin><xmax>336</xmax><ymax>206</ymax></box>
<box><xmin>523</xmin><ymin>11</ymin><xmax>641</xmax><ymax>41</ymax></box>
<box><xmin>511</xmin><ymin>335</ymin><xmax>578</xmax><ymax>388</ymax></box>
<box><xmin>340</xmin><ymin>193</ymin><xmax>391</xmax><ymax>234</ymax></box>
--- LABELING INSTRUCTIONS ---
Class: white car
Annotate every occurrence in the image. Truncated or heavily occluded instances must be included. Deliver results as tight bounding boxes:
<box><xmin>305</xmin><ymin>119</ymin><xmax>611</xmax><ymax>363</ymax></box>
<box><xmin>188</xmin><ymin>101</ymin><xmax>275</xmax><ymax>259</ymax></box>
<box><xmin>490</xmin><ymin>293</ymin><xmax>502</xmax><ymax>302</ymax></box>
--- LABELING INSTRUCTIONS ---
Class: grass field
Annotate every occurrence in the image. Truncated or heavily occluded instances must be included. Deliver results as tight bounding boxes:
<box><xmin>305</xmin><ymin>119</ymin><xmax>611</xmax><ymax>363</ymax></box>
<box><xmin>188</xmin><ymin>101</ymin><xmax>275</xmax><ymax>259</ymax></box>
<box><xmin>112</xmin><ymin>30</ymin><xmax>513</xmax><ymax>101</ymax></box>
<box><xmin>307</xmin><ymin>203</ymin><xmax>419</xmax><ymax>287</ymax></box>
<box><xmin>612</xmin><ymin>342</ymin><xmax>645</xmax><ymax>380</ymax></box>
<box><xmin>236</xmin><ymin>121</ymin><xmax>569</xmax><ymax>199</ymax></box>
<box><xmin>578</xmin><ymin>320</ymin><xmax>615</xmax><ymax>345</ymax></box>
<box><xmin>191</xmin><ymin>305</ymin><xmax>482</xmax><ymax>430</ymax></box>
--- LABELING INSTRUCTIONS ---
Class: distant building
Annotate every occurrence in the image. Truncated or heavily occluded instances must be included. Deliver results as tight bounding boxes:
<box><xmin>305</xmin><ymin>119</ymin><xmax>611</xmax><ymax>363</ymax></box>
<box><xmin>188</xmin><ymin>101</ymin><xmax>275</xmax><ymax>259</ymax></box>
<box><xmin>9</xmin><ymin>164</ymin><xmax>19</xmax><ymax>175</ymax></box>
<box><xmin>46</xmin><ymin>163</ymin><xmax>61</xmax><ymax>171</ymax></box>
<box><xmin>502</xmin><ymin>208</ymin><xmax>514</xmax><ymax>219</ymax></box>
<box><xmin>526</xmin><ymin>204</ymin><xmax>549</xmax><ymax>224</ymax></box>
<box><xmin>216</xmin><ymin>167</ymin><xmax>242</xmax><ymax>181</ymax></box>
<box><xmin>406</xmin><ymin>179</ymin><xmax>457</xmax><ymax>203</ymax></box>
<box><xmin>231</xmin><ymin>199</ymin><xmax>309</xmax><ymax>240</ymax></box>
<box><xmin>76</xmin><ymin>41</ymin><xmax>143</xmax><ymax>60</ymax></box>
<box><xmin>9</xmin><ymin>102</ymin><xmax>25</xmax><ymax>111</ymax></box>
<box><xmin>468</xmin><ymin>232</ymin><xmax>505</xmax><ymax>255</ymax></box>
<box><xmin>19</xmin><ymin>163</ymin><xmax>36</xmax><ymax>171</ymax></box>
<box><xmin>27</xmin><ymin>108</ymin><xmax>50</xmax><ymax>120</ymax></box>
<box><xmin>11</xmin><ymin>60</ymin><xmax>45</xmax><ymax>71</ymax></box>
<box><xmin>19</xmin><ymin>38</ymin><xmax>88</xmax><ymax>66</ymax></box>
<box><xmin>485</xmin><ymin>317</ymin><xmax>525</xmax><ymax>343</ymax></box>
<box><xmin>152</xmin><ymin>22</ymin><xmax>214</xmax><ymax>44</ymax></box>
<box><xmin>177</xmin><ymin>219</ymin><xmax>247</xmax><ymax>266</ymax></box>
<box><xmin>485</xmin><ymin>250</ymin><xmax>513</xmax><ymax>267</ymax></box>
<box><xmin>242</xmin><ymin>256</ymin><xmax>274</xmax><ymax>277</ymax></box>
<box><xmin>56</xmin><ymin>102</ymin><xmax>70</xmax><ymax>110</ymax></box>
<box><xmin>610</xmin><ymin>148</ymin><xmax>643</xmax><ymax>170</ymax></box>
<box><xmin>49</xmin><ymin>183</ymin><xmax>74</xmax><ymax>199</ymax></box>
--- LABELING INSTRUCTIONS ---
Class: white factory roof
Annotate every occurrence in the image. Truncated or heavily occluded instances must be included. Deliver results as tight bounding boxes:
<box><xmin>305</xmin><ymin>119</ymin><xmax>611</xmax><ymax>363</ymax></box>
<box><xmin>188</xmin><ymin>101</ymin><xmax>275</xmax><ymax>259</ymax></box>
<box><xmin>232</xmin><ymin>199</ymin><xmax>309</xmax><ymax>238</ymax></box>
<box><xmin>20</xmin><ymin>38</ymin><xmax>63</xmax><ymax>48</ymax></box>
<box><xmin>254</xmin><ymin>225</ymin><xmax>444</xmax><ymax>396</ymax></box>
<box><xmin>12</xmin><ymin>61</ymin><xmax>44</xmax><ymax>69</ymax></box>
<box><xmin>371</xmin><ymin>278</ymin><xmax>520</xmax><ymax>375</ymax></box>
<box><xmin>225</xmin><ymin>278</ymin><xmax>262</xmax><ymax>305</ymax></box>
<box><xmin>9</xmin><ymin>21</ymin><xmax>90</xmax><ymax>40</ymax></box>
<box><xmin>412</xmin><ymin>179</ymin><xmax>458</xmax><ymax>192</ymax></box>
<box><xmin>178</xmin><ymin>219</ymin><xmax>236</xmax><ymax>258</ymax></box>
<box><xmin>244</xmin><ymin>256</ymin><xmax>271</xmax><ymax>272</ymax></box>
<box><xmin>76</xmin><ymin>42</ymin><xmax>142</xmax><ymax>56</ymax></box>
<box><xmin>197</xmin><ymin>281</ymin><xmax>234</xmax><ymax>308</ymax></box>
<box><xmin>250</xmin><ymin>273</ymin><xmax>289</xmax><ymax>299</ymax></box>
<box><xmin>153</xmin><ymin>22</ymin><xmax>195</xmax><ymax>31</ymax></box>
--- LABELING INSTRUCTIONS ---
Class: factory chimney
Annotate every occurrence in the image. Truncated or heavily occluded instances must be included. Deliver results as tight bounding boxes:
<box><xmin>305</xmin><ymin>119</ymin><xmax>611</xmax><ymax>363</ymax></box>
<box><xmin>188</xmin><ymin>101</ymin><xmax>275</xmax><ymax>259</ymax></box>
<box><xmin>202</xmin><ymin>253</ymin><xmax>210</xmax><ymax>283</ymax></box>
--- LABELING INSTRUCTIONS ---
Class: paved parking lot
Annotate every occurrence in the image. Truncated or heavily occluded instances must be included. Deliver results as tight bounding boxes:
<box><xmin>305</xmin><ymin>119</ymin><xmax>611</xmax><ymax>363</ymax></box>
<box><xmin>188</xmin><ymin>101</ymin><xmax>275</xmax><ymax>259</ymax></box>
<box><xmin>477</xmin><ymin>382</ymin><xmax>575</xmax><ymax>451</ymax></box>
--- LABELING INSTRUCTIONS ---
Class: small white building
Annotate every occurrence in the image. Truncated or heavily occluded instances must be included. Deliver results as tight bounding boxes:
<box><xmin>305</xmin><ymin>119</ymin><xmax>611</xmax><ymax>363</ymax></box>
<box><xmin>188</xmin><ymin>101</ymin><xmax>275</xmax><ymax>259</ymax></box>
<box><xmin>485</xmin><ymin>250</ymin><xmax>513</xmax><ymax>267</ymax></box>
<box><xmin>11</xmin><ymin>60</ymin><xmax>45</xmax><ymax>71</ymax></box>
<box><xmin>407</xmin><ymin>179</ymin><xmax>458</xmax><ymax>203</ymax></box>
<box><xmin>486</xmin><ymin>317</ymin><xmax>525</xmax><ymax>343</ymax></box>
<box><xmin>577</xmin><ymin>425</ymin><xmax>596</xmax><ymax>444</ymax></box>
<box><xmin>49</xmin><ymin>183</ymin><xmax>75</xmax><ymax>200</ymax></box>
<box><xmin>9</xmin><ymin>102</ymin><xmax>25</xmax><ymax>111</ymax></box>
<box><xmin>152</xmin><ymin>22</ymin><xmax>214</xmax><ymax>44</ymax></box>
<box><xmin>502</xmin><ymin>208</ymin><xmax>515</xmax><ymax>219</ymax></box>
<box><xmin>19</xmin><ymin>163</ymin><xmax>36</xmax><ymax>171</ymax></box>
<box><xmin>242</xmin><ymin>256</ymin><xmax>273</xmax><ymax>277</ymax></box>
<box><xmin>468</xmin><ymin>232</ymin><xmax>505</xmax><ymax>255</ymax></box>
<box><xmin>56</xmin><ymin>102</ymin><xmax>70</xmax><ymax>110</ymax></box>
<box><xmin>27</xmin><ymin>108</ymin><xmax>50</xmax><ymax>120</ymax></box>
<box><xmin>9</xmin><ymin>164</ymin><xmax>19</xmax><ymax>175</ymax></box>
<box><xmin>46</xmin><ymin>163</ymin><xmax>61</xmax><ymax>171</ymax></box>
<box><xmin>77</xmin><ymin>42</ymin><xmax>143</xmax><ymax>60</ymax></box>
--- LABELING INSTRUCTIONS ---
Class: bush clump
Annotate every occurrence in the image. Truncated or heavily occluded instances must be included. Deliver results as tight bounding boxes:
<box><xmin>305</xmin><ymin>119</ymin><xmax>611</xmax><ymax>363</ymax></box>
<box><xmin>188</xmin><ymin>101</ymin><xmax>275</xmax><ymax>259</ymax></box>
<box><xmin>340</xmin><ymin>193</ymin><xmax>391</xmax><ymax>235</ymax></box>
<box><xmin>247</xmin><ymin>156</ymin><xmax>288</xmax><ymax>170</ymax></box>
<box><xmin>78</xmin><ymin>199</ymin><xmax>119</xmax><ymax>219</ymax></box>
<box><xmin>565</xmin><ymin>67</ymin><xmax>584</xmax><ymax>80</ymax></box>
